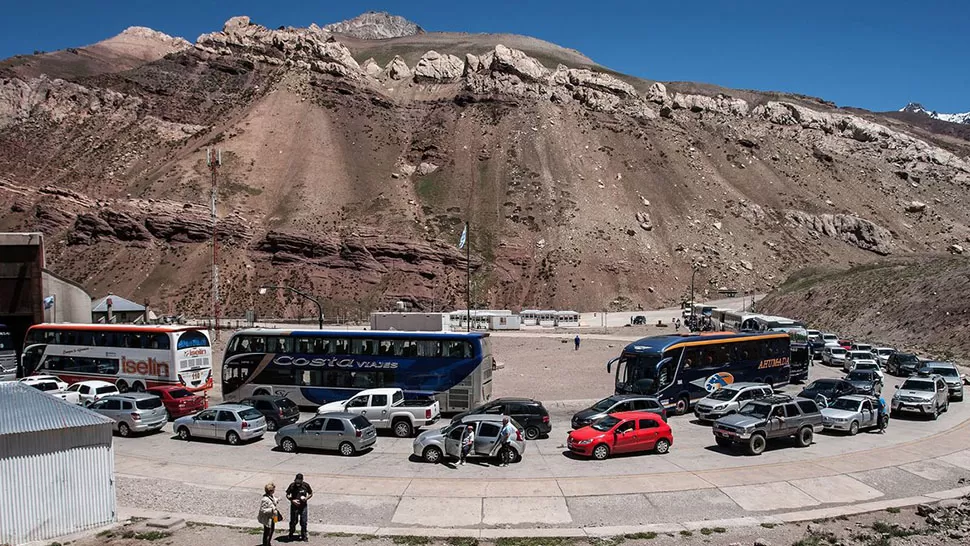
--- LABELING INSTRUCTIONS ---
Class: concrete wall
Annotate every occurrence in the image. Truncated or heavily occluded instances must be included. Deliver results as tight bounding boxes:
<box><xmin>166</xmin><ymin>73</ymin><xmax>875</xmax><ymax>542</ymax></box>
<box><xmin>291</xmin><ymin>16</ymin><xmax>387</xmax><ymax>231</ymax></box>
<box><xmin>42</xmin><ymin>270</ymin><xmax>92</xmax><ymax>324</ymax></box>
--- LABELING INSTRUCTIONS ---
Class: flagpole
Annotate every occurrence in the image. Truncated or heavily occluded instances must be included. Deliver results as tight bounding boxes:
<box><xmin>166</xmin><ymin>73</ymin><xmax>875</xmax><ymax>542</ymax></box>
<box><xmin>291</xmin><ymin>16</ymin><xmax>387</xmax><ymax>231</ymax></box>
<box><xmin>465</xmin><ymin>221</ymin><xmax>470</xmax><ymax>332</ymax></box>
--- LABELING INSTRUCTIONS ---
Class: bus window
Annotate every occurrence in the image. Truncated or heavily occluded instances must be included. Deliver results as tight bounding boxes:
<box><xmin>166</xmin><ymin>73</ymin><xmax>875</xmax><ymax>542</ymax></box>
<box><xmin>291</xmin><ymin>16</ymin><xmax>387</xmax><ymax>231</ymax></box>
<box><xmin>254</xmin><ymin>364</ymin><xmax>294</xmax><ymax>386</ymax></box>
<box><xmin>768</xmin><ymin>338</ymin><xmax>788</xmax><ymax>358</ymax></box>
<box><xmin>333</xmin><ymin>338</ymin><xmax>349</xmax><ymax>354</ymax></box>
<box><xmin>295</xmin><ymin>337</ymin><xmax>311</xmax><ymax>354</ymax></box>
<box><xmin>311</xmin><ymin>338</ymin><xmax>332</xmax><ymax>355</ymax></box>
<box><xmin>681</xmin><ymin>347</ymin><xmax>701</xmax><ymax>370</ymax></box>
<box><xmin>417</xmin><ymin>340</ymin><xmax>442</xmax><ymax>357</ymax></box>
<box><xmin>656</xmin><ymin>359</ymin><xmax>675</xmax><ymax>391</ymax></box>
<box><xmin>378</xmin><ymin>340</ymin><xmax>394</xmax><ymax>355</ymax></box>
<box><xmin>444</xmin><ymin>341</ymin><xmax>471</xmax><ymax>358</ymax></box>
<box><xmin>177</xmin><ymin>331</ymin><xmax>210</xmax><ymax>350</ymax></box>
<box><xmin>703</xmin><ymin>345</ymin><xmax>731</xmax><ymax>369</ymax></box>
<box><xmin>351</xmin><ymin>339</ymin><xmax>378</xmax><ymax>356</ymax></box>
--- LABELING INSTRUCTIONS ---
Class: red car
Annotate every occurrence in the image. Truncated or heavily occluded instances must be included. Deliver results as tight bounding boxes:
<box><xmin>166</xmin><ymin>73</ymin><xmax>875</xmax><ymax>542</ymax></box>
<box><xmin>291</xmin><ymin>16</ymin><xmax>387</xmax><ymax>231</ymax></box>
<box><xmin>146</xmin><ymin>386</ymin><xmax>206</xmax><ymax>419</ymax></box>
<box><xmin>839</xmin><ymin>339</ymin><xmax>854</xmax><ymax>350</ymax></box>
<box><xmin>567</xmin><ymin>411</ymin><xmax>672</xmax><ymax>460</ymax></box>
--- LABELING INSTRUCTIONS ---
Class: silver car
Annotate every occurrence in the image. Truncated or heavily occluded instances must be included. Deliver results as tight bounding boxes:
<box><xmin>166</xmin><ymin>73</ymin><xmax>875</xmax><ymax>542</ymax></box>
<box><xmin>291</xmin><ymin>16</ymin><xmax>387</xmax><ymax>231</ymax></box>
<box><xmin>174</xmin><ymin>404</ymin><xmax>266</xmax><ymax>445</ymax></box>
<box><xmin>413</xmin><ymin>414</ymin><xmax>526</xmax><ymax>464</ymax></box>
<box><xmin>891</xmin><ymin>374</ymin><xmax>949</xmax><ymax>419</ymax></box>
<box><xmin>821</xmin><ymin>395</ymin><xmax>880</xmax><ymax>435</ymax></box>
<box><xmin>275</xmin><ymin>412</ymin><xmax>377</xmax><ymax>456</ymax></box>
<box><xmin>920</xmin><ymin>362</ymin><xmax>964</xmax><ymax>401</ymax></box>
<box><xmin>822</xmin><ymin>347</ymin><xmax>847</xmax><ymax>367</ymax></box>
<box><xmin>693</xmin><ymin>383</ymin><xmax>773</xmax><ymax>421</ymax></box>
<box><xmin>89</xmin><ymin>393</ymin><xmax>167</xmax><ymax>437</ymax></box>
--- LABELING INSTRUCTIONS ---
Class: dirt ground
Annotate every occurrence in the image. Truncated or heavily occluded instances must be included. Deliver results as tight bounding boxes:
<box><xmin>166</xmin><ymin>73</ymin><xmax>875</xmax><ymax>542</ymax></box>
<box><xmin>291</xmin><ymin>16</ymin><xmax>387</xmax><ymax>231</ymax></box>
<box><xmin>63</xmin><ymin>496</ymin><xmax>970</xmax><ymax>546</ymax></box>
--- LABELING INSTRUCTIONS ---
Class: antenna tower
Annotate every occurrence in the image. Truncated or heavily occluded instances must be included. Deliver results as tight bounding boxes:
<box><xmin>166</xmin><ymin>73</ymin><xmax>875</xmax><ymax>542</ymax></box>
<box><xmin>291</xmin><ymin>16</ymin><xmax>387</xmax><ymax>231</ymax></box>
<box><xmin>207</xmin><ymin>147</ymin><xmax>222</xmax><ymax>337</ymax></box>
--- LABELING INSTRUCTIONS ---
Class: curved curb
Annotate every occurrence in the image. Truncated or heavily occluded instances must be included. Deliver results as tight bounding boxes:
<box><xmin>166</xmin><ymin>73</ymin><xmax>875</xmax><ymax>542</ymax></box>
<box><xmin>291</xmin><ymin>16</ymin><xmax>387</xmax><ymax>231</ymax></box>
<box><xmin>118</xmin><ymin>484</ymin><xmax>970</xmax><ymax>538</ymax></box>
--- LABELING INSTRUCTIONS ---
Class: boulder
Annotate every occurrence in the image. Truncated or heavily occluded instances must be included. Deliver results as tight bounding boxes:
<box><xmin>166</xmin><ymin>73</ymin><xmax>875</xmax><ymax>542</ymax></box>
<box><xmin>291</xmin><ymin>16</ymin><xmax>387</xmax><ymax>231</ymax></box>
<box><xmin>464</xmin><ymin>53</ymin><xmax>482</xmax><ymax>74</ymax></box>
<box><xmin>491</xmin><ymin>44</ymin><xmax>548</xmax><ymax>82</ymax></box>
<box><xmin>950</xmin><ymin>244</ymin><xmax>965</xmax><ymax>255</ymax></box>
<box><xmin>566</xmin><ymin>69</ymin><xmax>636</xmax><ymax>97</ymax></box>
<box><xmin>383</xmin><ymin>55</ymin><xmax>412</xmax><ymax>80</ymax></box>
<box><xmin>360</xmin><ymin>57</ymin><xmax>382</xmax><ymax>77</ymax></box>
<box><xmin>313</xmin><ymin>41</ymin><xmax>360</xmax><ymax>72</ymax></box>
<box><xmin>906</xmin><ymin>201</ymin><xmax>927</xmax><ymax>213</ymax></box>
<box><xmin>573</xmin><ymin>87</ymin><xmax>620</xmax><ymax>112</ymax></box>
<box><xmin>646</xmin><ymin>82</ymin><xmax>668</xmax><ymax>104</ymax></box>
<box><xmin>672</xmin><ymin>93</ymin><xmax>749</xmax><ymax>115</ymax></box>
<box><xmin>413</xmin><ymin>50</ymin><xmax>464</xmax><ymax>82</ymax></box>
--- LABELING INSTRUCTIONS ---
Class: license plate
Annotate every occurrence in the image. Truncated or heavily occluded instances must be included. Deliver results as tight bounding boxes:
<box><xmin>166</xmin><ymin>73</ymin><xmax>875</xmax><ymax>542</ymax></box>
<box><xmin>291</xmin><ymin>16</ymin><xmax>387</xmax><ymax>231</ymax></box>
<box><xmin>191</xmin><ymin>372</ymin><xmax>201</xmax><ymax>380</ymax></box>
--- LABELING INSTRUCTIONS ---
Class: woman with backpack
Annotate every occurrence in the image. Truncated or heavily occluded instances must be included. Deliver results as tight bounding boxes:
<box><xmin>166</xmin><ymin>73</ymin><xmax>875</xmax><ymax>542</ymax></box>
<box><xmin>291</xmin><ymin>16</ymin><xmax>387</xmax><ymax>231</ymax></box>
<box><xmin>257</xmin><ymin>483</ymin><xmax>282</xmax><ymax>546</ymax></box>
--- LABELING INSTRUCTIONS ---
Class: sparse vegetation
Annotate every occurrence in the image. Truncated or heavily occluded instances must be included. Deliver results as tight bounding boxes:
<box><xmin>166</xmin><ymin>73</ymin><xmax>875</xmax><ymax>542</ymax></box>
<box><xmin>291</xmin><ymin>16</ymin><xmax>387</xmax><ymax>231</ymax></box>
<box><xmin>622</xmin><ymin>532</ymin><xmax>656</xmax><ymax>540</ymax></box>
<box><xmin>446</xmin><ymin>538</ymin><xmax>479</xmax><ymax>546</ymax></box>
<box><xmin>885</xmin><ymin>506</ymin><xmax>901</xmax><ymax>514</ymax></box>
<box><xmin>679</xmin><ymin>529</ymin><xmax>693</xmax><ymax>536</ymax></box>
<box><xmin>392</xmin><ymin>536</ymin><xmax>433</xmax><ymax>546</ymax></box>
<box><xmin>761</xmin><ymin>522</ymin><xmax>777</xmax><ymax>529</ymax></box>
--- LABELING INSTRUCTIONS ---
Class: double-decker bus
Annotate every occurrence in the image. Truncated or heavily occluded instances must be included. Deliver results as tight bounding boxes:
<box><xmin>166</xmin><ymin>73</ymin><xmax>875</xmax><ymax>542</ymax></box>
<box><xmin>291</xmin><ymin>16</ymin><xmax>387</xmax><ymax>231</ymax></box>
<box><xmin>0</xmin><ymin>324</ymin><xmax>15</xmax><ymax>381</ymax></box>
<box><xmin>21</xmin><ymin>324</ymin><xmax>213</xmax><ymax>392</ymax></box>
<box><xmin>221</xmin><ymin>329</ymin><xmax>493</xmax><ymax>412</ymax></box>
<box><xmin>608</xmin><ymin>332</ymin><xmax>791</xmax><ymax>415</ymax></box>
<box><xmin>739</xmin><ymin>314</ymin><xmax>811</xmax><ymax>381</ymax></box>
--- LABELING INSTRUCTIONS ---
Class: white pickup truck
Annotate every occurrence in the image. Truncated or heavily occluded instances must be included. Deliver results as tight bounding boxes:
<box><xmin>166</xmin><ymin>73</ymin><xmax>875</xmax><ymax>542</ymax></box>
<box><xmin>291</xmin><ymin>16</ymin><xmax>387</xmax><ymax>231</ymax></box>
<box><xmin>317</xmin><ymin>387</ymin><xmax>440</xmax><ymax>437</ymax></box>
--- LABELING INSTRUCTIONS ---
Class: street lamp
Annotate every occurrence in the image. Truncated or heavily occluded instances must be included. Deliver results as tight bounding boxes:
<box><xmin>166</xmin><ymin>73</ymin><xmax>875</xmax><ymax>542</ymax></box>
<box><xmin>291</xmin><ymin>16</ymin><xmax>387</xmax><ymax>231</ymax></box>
<box><xmin>258</xmin><ymin>285</ymin><xmax>324</xmax><ymax>329</ymax></box>
<box><xmin>689</xmin><ymin>265</ymin><xmax>698</xmax><ymax>328</ymax></box>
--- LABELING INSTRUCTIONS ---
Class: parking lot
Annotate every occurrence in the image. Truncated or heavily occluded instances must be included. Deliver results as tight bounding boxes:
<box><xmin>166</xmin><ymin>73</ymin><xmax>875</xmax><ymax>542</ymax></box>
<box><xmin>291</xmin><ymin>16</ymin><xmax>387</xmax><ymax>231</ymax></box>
<box><xmin>113</xmin><ymin>356</ymin><xmax>970</xmax><ymax>530</ymax></box>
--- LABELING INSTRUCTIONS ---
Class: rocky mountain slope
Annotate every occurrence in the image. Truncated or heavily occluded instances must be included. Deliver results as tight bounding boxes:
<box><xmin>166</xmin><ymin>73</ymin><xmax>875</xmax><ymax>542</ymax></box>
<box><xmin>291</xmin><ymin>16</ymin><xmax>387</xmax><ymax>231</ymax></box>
<box><xmin>1</xmin><ymin>13</ymin><xmax>969</xmax><ymax>319</ymax></box>
<box><xmin>758</xmin><ymin>255</ymin><xmax>970</xmax><ymax>361</ymax></box>
<box><xmin>900</xmin><ymin>102</ymin><xmax>970</xmax><ymax>125</ymax></box>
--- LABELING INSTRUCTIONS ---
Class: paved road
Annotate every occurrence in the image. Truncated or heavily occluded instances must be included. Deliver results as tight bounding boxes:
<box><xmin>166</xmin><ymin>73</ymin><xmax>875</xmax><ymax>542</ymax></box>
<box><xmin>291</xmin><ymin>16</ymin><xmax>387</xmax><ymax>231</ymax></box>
<box><xmin>114</xmin><ymin>362</ymin><xmax>970</xmax><ymax>530</ymax></box>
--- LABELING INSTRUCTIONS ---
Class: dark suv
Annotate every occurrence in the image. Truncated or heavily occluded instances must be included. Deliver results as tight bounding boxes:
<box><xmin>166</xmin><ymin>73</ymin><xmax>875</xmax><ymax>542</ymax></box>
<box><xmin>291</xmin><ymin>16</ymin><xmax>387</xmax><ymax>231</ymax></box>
<box><xmin>239</xmin><ymin>395</ymin><xmax>300</xmax><ymax>432</ymax></box>
<box><xmin>572</xmin><ymin>395</ymin><xmax>667</xmax><ymax>430</ymax></box>
<box><xmin>712</xmin><ymin>395</ymin><xmax>823</xmax><ymax>455</ymax></box>
<box><xmin>451</xmin><ymin>397</ymin><xmax>551</xmax><ymax>440</ymax></box>
<box><xmin>886</xmin><ymin>352</ymin><xmax>921</xmax><ymax>377</ymax></box>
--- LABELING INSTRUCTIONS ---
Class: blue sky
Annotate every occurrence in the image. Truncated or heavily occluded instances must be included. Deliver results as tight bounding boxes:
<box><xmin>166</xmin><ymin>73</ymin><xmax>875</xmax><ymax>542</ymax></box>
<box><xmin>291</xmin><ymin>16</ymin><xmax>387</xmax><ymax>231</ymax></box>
<box><xmin>2</xmin><ymin>0</ymin><xmax>967</xmax><ymax>113</ymax></box>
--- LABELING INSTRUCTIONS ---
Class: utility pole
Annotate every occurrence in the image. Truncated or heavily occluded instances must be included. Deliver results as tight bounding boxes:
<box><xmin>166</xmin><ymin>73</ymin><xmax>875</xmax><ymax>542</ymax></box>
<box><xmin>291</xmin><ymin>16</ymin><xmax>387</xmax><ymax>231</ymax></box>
<box><xmin>207</xmin><ymin>147</ymin><xmax>222</xmax><ymax>338</ymax></box>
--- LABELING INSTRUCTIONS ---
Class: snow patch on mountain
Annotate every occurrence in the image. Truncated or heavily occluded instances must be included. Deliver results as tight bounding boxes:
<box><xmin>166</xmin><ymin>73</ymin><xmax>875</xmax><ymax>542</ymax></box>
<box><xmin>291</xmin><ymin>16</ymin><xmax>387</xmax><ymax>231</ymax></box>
<box><xmin>900</xmin><ymin>102</ymin><xmax>970</xmax><ymax>125</ymax></box>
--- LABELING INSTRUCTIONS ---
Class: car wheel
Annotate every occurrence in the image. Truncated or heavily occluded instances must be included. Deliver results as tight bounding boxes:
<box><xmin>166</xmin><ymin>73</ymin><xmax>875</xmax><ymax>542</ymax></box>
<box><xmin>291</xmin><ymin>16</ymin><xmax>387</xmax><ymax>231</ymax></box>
<box><xmin>227</xmin><ymin>431</ymin><xmax>240</xmax><ymax>445</ymax></box>
<box><xmin>848</xmin><ymin>421</ymin><xmax>859</xmax><ymax>436</ymax></box>
<box><xmin>423</xmin><ymin>446</ymin><xmax>443</xmax><ymax>464</ymax></box>
<box><xmin>118</xmin><ymin>422</ymin><xmax>131</xmax><ymax>438</ymax></box>
<box><xmin>266</xmin><ymin>420</ymin><xmax>278</xmax><ymax>432</ymax></box>
<box><xmin>747</xmin><ymin>434</ymin><xmax>766</xmax><ymax>456</ymax></box>
<box><xmin>674</xmin><ymin>396</ymin><xmax>690</xmax><ymax>416</ymax></box>
<box><xmin>796</xmin><ymin>426</ymin><xmax>814</xmax><ymax>447</ymax></box>
<box><xmin>654</xmin><ymin>438</ymin><xmax>671</xmax><ymax>454</ymax></box>
<box><xmin>592</xmin><ymin>443</ymin><xmax>610</xmax><ymax>460</ymax></box>
<box><xmin>339</xmin><ymin>442</ymin><xmax>356</xmax><ymax>457</ymax></box>
<box><xmin>715</xmin><ymin>436</ymin><xmax>731</xmax><ymax>448</ymax></box>
<box><xmin>280</xmin><ymin>438</ymin><xmax>297</xmax><ymax>453</ymax></box>
<box><xmin>524</xmin><ymin>426</ymin><xmax>540</xmax><ymax>441</ymax></box>
<box><xmin>177</xmin><ymin>427</ymin><xmax>191</xmax><ymax>441</ymax></box>
<box><xmin>393</xmin><ymin>420</ymin><xmax>413</xmax><ymax>438</ymax></box>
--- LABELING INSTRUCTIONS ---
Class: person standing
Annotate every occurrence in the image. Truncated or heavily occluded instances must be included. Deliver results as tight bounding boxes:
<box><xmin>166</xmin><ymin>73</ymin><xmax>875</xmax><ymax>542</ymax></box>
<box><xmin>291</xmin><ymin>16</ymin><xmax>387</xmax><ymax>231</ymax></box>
<box><xmin>460</xmin><ymin>424</ymin><xmax>475</xmax><ymax>465</ymax></box>
<box><xmin>574</xmin><ymin>335</ymin><xmax>581</xmax><ymax>351</ymax></box>
<box><xmin>877</xmin><ymin>395</ymin><xmax>888</xmax><ymax>433</ymax></box>
<box><xmin>257</xmin><ymin>483</ymin><xmax>280</xmax><ymax>546</ymax></box>
<box><xmin>285</xmin><ymin>473</ymin><xmax>313</xmax><ymax>541</ymax></box>
<box><xmin>496</xmin><ymin>416</ymin><xmax>517</xmax><ymax>467</ymax></box>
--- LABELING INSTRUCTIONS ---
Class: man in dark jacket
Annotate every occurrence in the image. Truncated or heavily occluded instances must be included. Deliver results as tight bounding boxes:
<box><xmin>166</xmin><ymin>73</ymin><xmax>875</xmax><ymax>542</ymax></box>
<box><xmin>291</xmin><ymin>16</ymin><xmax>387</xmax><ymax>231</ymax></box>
<box><xmin>285</xmin><ymin>473</ymin><xmax>313</xmax><ymax>541</ymax></box>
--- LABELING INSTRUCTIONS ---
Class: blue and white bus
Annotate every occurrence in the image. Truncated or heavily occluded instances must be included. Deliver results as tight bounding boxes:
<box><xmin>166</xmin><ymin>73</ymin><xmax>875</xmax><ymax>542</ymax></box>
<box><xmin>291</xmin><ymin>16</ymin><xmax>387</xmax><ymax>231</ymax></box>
<box><xmin>608</xmin><ymin>332</ymin><xmax>791</xmax><ymax>415</ymax></box>
<box><xmin>221</xmin><ymin>329</ymin><xmax>493</xmax><ymax>412</ymax></box>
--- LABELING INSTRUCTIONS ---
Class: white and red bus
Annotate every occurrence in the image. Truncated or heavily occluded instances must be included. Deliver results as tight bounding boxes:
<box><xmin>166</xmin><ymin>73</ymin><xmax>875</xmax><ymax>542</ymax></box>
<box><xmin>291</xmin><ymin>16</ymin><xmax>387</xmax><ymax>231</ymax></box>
<box><xmin>21</xmin><ymin>324</ymin><xmax>213</xmax><ymax>393</ymax></box>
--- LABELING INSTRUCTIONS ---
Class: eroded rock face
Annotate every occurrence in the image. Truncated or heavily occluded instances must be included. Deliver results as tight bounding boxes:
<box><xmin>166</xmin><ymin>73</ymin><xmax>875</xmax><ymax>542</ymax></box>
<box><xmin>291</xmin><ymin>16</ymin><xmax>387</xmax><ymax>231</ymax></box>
<box><xmin>566</xmin><ymin>69</ymin><xmax>635</xmax><ymax>98</ymax></box>
<box><xmin>413</xmin><ymin>51</ymin><xmax>464</xmax><ymax>82</ymax></box>
<box><xmin>785</xmin><ymin>210</ymin><xmax>894</xmax><ymax>255</ymax></box>
<box><xmin>672</xmin><ymin>93</ymin><xmax>749</xmax><ymax>116</ymax></box>
<box><xmin>646</xmin><ymin>82</ymin><xmax>668</xmax><ymax>104</ymax></box>
<box><xmin>491</xmin><ymin>44</ymin><xmax>547</xmax><ymax>82</ymax></box>
<box><xmin>67</xmin><ymin>205</ymin><xmax>249</xmax><ymax>246</ymax></box>
<box><xmin>322</xmin><ymin>11</ymin><xmax>423</xmax><ymax>40</ymax></box>
<box><xmin>382</xmin><ymin>56</ymin><xmax>412</xmax><ymax>80</ymax></box>
<box><xmin>0</xmin><ymin>76</ymin><xmax>141</xmax><ymax>129</ymax></box>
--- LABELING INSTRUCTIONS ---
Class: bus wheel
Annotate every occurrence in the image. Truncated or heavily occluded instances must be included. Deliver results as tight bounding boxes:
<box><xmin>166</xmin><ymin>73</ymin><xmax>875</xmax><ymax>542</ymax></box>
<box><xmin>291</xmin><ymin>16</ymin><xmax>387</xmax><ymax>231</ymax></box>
<box><xmin>132</xmin><ymin>382</ymin><xmax>145</xmax><ymax>393</ymax></box>
<box><xmin>764</xmin><ymin>376</ymin><xmax>774</xmax><ymax>387</ymax></box>
<box><xmin>116</xmin><ymin>380</ymin><xmax>130</xmax><ymax>393</ymax></box>
<box><xmin>674</xmin><ymin>396</ymin><xmax>690</xmax><ymax>416</ymax></box>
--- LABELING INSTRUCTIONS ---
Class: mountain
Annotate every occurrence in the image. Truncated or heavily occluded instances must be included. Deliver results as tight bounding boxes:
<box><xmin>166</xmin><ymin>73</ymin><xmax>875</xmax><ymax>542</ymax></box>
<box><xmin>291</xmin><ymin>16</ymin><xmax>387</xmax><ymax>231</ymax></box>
<box><xmin>322</xmin><ymin>11</ymin><xmax>424</xmax><ymax>39</ymax></box>
<box><xmin>1</xmin><ymin>14</ymin><xmax>969</xmax><ymax>320</ymax></box>
<box><xmin>900</xmin><ymin>102</ymin><xmax>970</xmax><ymax>125</ymax></box>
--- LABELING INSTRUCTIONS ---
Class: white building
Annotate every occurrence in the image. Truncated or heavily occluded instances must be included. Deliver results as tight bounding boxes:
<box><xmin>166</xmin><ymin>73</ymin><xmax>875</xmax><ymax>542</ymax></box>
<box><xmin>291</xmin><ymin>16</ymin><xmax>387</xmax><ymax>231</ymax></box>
<box><xmin>0</xmin><ymin>382</ymin><xmax>116</xmax><ymax>545</ymax></box>
<box><xmin>449</xmin><ymin>309</ymin><xmax>520</xmax><ymax>331</ymax></box>
<box><xmin>370</xmin><ymin>312</ymin><xmax>450</xmax><ymax>332</ymax></box>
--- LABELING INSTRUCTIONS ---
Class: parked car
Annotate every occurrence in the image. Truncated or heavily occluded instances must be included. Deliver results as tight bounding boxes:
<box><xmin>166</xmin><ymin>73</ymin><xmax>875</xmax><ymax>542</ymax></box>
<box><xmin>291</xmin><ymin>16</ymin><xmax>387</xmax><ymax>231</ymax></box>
<box><xmin>886</xmin><ymin>352</ymin><xmax>922</xmax><ymax>376</ymax></box>
<box><xmin>567</xmin><ymin>411</ymin><xmax>673</xmax><ymax>460</ymax></box>
<box><xmin>839</xmin><ymin>339</ymin><xmax>854</xmax><ymax>350</ymax></box>
<box><xmin>24</xmin><ymin>378</ymin><xmax>81</xmax><ymax>404</ymax></box>
<box><xmin>146</xmin><ymin>386</ymin><xmax>206</xmax><ymax>419</ymax></box>
<box><xmin>451</xmin><ymin>397</ymin><xmax>551</xmax><ymax>440</ymax></box>
<box><xmin>821</xmin><ymin>395</ymin><xmax>880</xmax><ymax>435</ymax></box>
<box><xmin>844</xmin><ymin>351</ymin><xmax>876</xmax><ymax>372</ymax></box>
<box><xmin>821</xmin><ymin>333</ymin><xmax>840</xmax><ymax>347</ymax></box>
<box><xmin>850</xmin><ymin>343</ymin><xmax>874</xmax><ymax>353</ymax></box>
<box><xmin>874</xmin><ymin>347</ymin><xmax>896</xmax><ymax>365</ymax></box>
<box><xmin>798</xmin><ymin>379</ymin><xmax>858</xmax><ymax>407</ymax></box>
<box><xmin>806</xmin><ymin>330</ymin><xmax>825</xmax><ymax>358</ymax></box>
<box><xmin>822</xmin><ymin>347</ymin><xmax>848</xmax><ymax>367</ymax></box>
<box><xmin>89</xmin><ymin>393</ymin><xmax>167</xmax><ymax>437</ymax></box>
<box><xmin>891</xmin><ymin>375</ymin><xmax>949</xmax><ymax>420</ymax></box>
<box><xmin>572</xmin><ymin>395</ymin><xmax>666</xmax><ymax>429</ymax></box>
<box><xmin>20</xmin><ymin>374</ymin><xmax>68</xmax><ymax>391</ymax></box>
<box><xmin>317</xmin><ymin>388</ymin><xmax>440</xmax><ymax>438</ymax></box>
<box><xmin>275</xmin><ymin>412</ymin><xmax>377</xmax><ymax>456</ymax></box>
<box><xmin>239</xmin><ymin>394</ymin><xmax>300</xmax><ymax>431</ymax></box>
<box><xmin>413</xmin><ymin>414</ymin><xmax>525</xmax><ymax>464</ymax></box>
<box><xmin>843</xmin><ymin>369</ymin><xmax>882</xmax><ymax>396</ymax></box>
<box><xmin>66</xmin><ymin>380</ymin><xmax>119</xmax><ymax>406</ymax></box>
<box><xmin>693</xmin><ymin>383</ymin><xmax>773</xmax><ymax>421</ymax></box>
<box><xmin>919</xmin><ymin>362</ymin><xmax>964</xmax><ymax>401</ymax></box>
<box><xmin>712</xmin><ymin>395</ymin><xmax>823</xmax><ymax>455</ymax></box>
<box><xmin>174</xmin><ymin>404</ymin><xmax>267</xmax><ymax>445</ymax></box>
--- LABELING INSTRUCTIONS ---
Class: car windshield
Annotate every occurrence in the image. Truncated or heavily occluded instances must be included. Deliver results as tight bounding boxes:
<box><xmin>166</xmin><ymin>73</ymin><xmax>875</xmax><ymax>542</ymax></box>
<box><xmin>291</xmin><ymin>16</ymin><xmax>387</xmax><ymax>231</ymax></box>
<box><xmin>591</xmin><ymin>397</ymin><xmax>619</xmax><ymax>412</ymax></box>
<box><xmin>96</xmin><ymin>386</ymin><xmax>117</xmax><ymax>394</ymax></box>
<box><xmin>277</xmin><ymin>398</ymin><xmax>298</xmax><ymax>410</ymax></box>
<box><xmin>846</xmin><ymin>371</ymin><xmax>873</xmax><ymax>381</ymax></box>
<box><xmin>928</xmin><ymin>367</ymin><xmax>959</xmax><ymax>378</ymax></box>
<box><xmin>829</xmin><ymin>398</ymin><xmax>861</xmax><ymax>411</ymax></box>
<box><xmin>739</xmin><ymin>403</ymin><xmax>772</xmax><ymax>418</ymax></box>
<box><xmin>901</xmin><ymin>380</ymin><xmax>935</xmax><ymax>392</ymax></box>
<box><xmin>136</xmin><ymin>397</ymin><xmax>163</xmax><ymax>410</ymax></box>
<box><xmin>806</xmin><ymin>380</ymin><xmax>836</xmax><ymax>390</ymax></box>
<box><xmin>350</xmin><ymin>416</ymin><xmax>371</xmax><ymax>429</ymax></box>
<box><xmin>897</xmin><ymin>354</ymin><xmax>919</xmax><ymax>364</ymax></box>
<box><xmin>31</xmin><ymin>382</ymin><xmax>58</xmax><ymax>391</ymax></box>
<box><xmin>855</xmin><ymin>363</ymin><xmax>877</xmax><ymax>371</ymax></box>
<box><xmin>168</xmin><ymin>389</ymin><xmax>193</xmax><ymax>399</ymax></box>
<box><xmin>708</xmin><ymin>388</ymin><xmax>739</xmax><ymax>401</ymax></box>
<box><xmin>831</xmin><ymin>349</ymin><xmax>846</xmax><ymax>354</ymax></box>
<box><xmin>240</xmin><ymin>408</ymin><xmax>263</xmax><ymax>421</ymax></box>
<box><xmin>591</xmin><ymin>416</ymin><xmax>621</xmax><ymax>432</ymax></box>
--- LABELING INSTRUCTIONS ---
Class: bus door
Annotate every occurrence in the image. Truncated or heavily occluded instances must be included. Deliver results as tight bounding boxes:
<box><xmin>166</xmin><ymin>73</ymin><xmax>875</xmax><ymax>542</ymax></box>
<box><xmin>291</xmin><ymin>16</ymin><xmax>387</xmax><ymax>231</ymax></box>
<box><xmin>21</xmin><ymin>344</ymin><xmax>46</xmax><ymax>377</ymax></box>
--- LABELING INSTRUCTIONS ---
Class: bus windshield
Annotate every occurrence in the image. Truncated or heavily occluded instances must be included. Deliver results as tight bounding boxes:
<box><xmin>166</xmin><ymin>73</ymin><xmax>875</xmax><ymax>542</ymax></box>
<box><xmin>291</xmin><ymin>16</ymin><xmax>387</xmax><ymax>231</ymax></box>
<box><xmin>615</xmin><ymin>353</ymin><xmax>667</xmax><ymax>394</ymax></box>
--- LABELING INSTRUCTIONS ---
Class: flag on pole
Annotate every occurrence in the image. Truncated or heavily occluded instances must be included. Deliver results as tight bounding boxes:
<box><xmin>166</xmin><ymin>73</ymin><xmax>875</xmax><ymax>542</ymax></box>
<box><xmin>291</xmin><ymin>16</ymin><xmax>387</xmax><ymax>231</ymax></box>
<box><xmin>43</xmin><ymin>295</ymin><xmax>55</xmax><ymax>310</ymax></box>
<box><xmin>458</xmin><ymin>223</ymin><xmax>468</xmax><ymax>249</ymax></box>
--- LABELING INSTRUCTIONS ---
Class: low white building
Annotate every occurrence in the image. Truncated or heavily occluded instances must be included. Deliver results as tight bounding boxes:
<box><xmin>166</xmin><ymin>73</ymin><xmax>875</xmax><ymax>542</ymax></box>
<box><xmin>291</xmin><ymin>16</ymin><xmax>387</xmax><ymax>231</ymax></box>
<box><xmin>370</xmin><ymin>312</ymin><xmax>450</xmax><ymax>332</ymax></box>
<box><xmin>555</xmin><ymin>311</ymin><xmax>580</xmax><ymax>327</ymax></box>
<box><xmin>449</xmin><ymin>309</ymin><xmax>520</xmax><ymax>331</ymax></box>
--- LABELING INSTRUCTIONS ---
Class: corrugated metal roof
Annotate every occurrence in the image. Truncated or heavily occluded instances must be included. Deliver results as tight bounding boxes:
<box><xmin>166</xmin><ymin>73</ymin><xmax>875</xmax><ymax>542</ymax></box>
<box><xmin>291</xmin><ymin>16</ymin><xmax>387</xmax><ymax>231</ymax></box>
<box><xmin>91</xmin><ymin>294</ymin><xmax>145</xmax><ymax>312</ymax></box>
<box><xmin>0</xmin><ymin>382</ymin><xmax>114</xmax><ymax>437</ymax></box>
